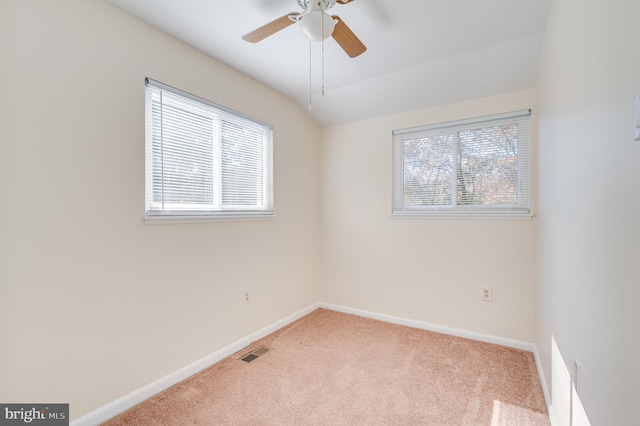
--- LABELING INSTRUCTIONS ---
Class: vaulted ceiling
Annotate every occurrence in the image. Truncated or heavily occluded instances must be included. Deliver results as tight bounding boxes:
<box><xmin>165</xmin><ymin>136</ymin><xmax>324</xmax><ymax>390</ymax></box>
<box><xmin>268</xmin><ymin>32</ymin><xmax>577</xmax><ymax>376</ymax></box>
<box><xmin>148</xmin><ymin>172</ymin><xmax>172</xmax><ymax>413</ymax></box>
<box><xmin>104</xmin><ymin>0</ymin><xmax>551</xmax><ymax>127</ymax></box>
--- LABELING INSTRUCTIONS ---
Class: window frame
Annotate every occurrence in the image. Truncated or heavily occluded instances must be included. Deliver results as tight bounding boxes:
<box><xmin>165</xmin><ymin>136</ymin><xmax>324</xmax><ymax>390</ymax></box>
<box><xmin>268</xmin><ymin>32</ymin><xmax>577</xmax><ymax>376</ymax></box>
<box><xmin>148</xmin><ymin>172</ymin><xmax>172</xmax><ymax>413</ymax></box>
<box><xmin>392</xmin><ymin>110</ymin><xmax>532</xmax><ymax>219</ymax></box>
<box><xmin>144</xmin><ymin>78</ymin><xmax>274</xmax><ymax>224</ymax></box>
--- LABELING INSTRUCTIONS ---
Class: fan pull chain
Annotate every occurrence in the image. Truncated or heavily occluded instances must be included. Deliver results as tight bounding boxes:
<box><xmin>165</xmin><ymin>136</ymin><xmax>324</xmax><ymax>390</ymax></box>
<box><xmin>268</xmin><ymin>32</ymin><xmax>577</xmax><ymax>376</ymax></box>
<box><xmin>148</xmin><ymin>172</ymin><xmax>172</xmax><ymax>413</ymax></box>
<box><xmin>321</xmin><ymin>6</ymin><xmax>326</xmax><ymax>96</ymax></box>
<box><xmin>308</xmin><ymin>40</ymin><xmax>312</xmax><ymax>111</ymax></box>
<box><xmin>309</xmin><ymin>2</ymin><xmax>330</xmax><ymax>110</ymax></box>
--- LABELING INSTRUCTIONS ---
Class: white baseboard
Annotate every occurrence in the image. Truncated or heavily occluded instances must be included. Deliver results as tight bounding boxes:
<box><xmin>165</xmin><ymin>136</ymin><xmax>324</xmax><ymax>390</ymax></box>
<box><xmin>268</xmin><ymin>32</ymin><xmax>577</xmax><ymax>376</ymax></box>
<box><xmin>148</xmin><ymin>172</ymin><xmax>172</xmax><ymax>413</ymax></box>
<box><xmin>71</xmin><ymin>302</ymin><xmax>320</xmax><ymax>426</ymax></box>
<box><xmin>534</xmin><ymin>344</ymin><xmax>556</xmax><ymax>426</ymax></box>
<box><xmin>319</xmin><ymin>302</ymin><xmax>535</xmax><ymax>352</ymax></box>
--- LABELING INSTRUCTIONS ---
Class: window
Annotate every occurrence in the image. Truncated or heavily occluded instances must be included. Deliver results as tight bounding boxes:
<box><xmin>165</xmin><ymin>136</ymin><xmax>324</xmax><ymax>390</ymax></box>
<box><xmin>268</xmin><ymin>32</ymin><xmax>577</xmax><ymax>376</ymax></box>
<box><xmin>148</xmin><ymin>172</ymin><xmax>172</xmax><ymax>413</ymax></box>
<box><xmin>392</xmin><ymin>110</ymin><xmax>531</xmax><ymax>217</ymax></box>
<box><xmin>145</xmin><ymin>78</ymin><xmax>273</xmax><ymax>221</ymax></box>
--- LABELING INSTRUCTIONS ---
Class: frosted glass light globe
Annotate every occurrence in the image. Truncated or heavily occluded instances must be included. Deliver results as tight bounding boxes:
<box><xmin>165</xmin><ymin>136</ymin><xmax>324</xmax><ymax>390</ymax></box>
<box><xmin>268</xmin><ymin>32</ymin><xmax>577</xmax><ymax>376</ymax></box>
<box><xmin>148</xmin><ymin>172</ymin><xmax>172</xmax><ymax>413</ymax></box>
<box><xmin>299</xmin><ymin>10</ymin><xmax>336</xmax><ymax>42</ymax></box>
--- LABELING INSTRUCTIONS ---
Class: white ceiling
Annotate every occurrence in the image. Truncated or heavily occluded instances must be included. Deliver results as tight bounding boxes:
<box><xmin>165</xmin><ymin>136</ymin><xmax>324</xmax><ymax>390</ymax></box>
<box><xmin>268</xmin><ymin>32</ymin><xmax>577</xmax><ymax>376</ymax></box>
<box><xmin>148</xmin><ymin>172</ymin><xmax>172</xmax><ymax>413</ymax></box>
<box><xmin>104</xmin><ymin>0</ymin><xmax>551</xmax><ymax>127</ymax></box>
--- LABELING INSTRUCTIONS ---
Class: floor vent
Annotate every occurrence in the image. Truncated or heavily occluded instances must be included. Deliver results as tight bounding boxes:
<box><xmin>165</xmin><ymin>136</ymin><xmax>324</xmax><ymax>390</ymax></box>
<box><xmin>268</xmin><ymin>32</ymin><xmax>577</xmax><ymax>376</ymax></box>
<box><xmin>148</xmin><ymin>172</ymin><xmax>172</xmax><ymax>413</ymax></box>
<box><xmin>240</xmin><ymin>347</ymin><xmax>271</xmax><ymax>363</ymax></box>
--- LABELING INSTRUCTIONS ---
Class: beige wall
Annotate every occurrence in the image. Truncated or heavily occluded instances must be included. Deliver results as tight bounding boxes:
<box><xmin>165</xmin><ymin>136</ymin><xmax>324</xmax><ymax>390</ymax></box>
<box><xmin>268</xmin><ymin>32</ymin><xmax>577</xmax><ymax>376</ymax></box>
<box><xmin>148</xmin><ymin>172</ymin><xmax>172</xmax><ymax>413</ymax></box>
<box><xmin>536</xmin><ymin>0</ymin><xmax>640</xmax><ymax>424</ymax></box>
<box><xmin>8</xmin><ymin>0</ymin><xmax>618</xmax><ymax>423</ymax></box>
<box><xmin>320</xmin><ymin>89</ymin><xmax>538</xmax><ymax>342</ymax></box>
<box><xmin>0</xmin><ymin>0</ymin><xmax>321</xmax><ymax>420</ymax></box>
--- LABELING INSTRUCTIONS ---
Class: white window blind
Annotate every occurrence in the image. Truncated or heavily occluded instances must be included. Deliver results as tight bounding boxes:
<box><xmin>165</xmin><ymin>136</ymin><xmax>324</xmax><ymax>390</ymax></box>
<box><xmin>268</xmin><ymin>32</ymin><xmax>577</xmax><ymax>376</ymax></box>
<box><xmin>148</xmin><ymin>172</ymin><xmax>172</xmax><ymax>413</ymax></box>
<box><xmin>392</xmin><ymin>110</ymin><xmax>531</xmax><ymax>217</ymax></box>
<box><xmin>145</xmin><ymin>78</ymin><xmax>273</xmax><ymax>220</ymax></box>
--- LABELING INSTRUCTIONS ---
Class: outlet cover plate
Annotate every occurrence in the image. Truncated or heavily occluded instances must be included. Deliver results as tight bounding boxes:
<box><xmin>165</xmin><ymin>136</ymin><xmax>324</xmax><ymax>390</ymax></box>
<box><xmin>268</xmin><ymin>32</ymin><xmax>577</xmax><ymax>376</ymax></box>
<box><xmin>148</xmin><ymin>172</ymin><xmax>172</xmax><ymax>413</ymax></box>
<box><xmin>482</xmin><ymin>287</ymin><xmax>493</xmax><ymax>302</ymax></box>
<box><xmin>573</xmin><ymin>357</ymin><xmax>581</xmax><ymax>396</ymax></box>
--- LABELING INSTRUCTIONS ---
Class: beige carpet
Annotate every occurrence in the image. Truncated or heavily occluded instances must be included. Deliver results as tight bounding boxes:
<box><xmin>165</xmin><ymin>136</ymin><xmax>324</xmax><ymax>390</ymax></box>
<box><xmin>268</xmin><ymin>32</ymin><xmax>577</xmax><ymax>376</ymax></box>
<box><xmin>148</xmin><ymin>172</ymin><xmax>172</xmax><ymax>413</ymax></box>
<box><xmin>103</xmin><ymin>309</ymin><xmax>549</xmax><ymax>425</ymax></box>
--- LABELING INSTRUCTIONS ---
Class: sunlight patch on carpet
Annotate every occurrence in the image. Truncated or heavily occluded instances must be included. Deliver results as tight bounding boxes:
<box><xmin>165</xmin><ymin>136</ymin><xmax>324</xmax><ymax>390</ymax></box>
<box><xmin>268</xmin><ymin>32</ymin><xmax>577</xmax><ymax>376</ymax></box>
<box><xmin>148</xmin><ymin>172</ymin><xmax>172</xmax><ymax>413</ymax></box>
<box><xmin>491</xmin><ymin>400</ymin><xmax>549</xmax><ymax>426</ymax></box>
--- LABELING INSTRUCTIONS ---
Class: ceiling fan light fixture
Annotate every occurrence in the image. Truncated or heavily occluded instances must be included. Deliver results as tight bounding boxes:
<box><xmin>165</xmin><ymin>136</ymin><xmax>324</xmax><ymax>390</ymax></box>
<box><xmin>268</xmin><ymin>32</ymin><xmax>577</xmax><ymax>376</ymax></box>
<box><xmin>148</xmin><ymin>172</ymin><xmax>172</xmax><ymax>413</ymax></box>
<box><xmin>299</xmin><ymin>10</ymin><xmax>336</xmax><ymax>42</ymax></box>
<box><xmin>242</xmin><ymin>0</ymin><xmax>366</xmax><ymax>58</ymax></box>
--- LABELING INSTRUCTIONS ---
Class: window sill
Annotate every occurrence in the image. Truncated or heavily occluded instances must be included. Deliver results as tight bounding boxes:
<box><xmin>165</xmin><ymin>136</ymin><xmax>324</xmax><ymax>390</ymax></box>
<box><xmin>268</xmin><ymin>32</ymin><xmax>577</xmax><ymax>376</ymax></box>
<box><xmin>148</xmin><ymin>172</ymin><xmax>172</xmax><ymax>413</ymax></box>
<box><xmin>391</xmin><ymin>212</ymin><xmax>534</xmax><ymax>220</ymax></box>
<box><xmin>143</xmin><ymin>213</ymin><xmax>276</xmax><ymax>225</ymax></box>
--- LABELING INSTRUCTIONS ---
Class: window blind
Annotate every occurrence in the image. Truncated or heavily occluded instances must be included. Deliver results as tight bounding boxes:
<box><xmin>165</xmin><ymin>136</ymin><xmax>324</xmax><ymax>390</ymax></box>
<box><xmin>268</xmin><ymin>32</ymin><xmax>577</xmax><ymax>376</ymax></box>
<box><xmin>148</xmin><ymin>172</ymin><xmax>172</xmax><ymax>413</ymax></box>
<box><xmin>145</xmin><ymin>78</ymin><xmax>273</xmax><ymax>218</ymax></box>
<box><xmin>392</xmin><ymin>110</ymin><xmax>531</xmax><ymax>216</ymax></box>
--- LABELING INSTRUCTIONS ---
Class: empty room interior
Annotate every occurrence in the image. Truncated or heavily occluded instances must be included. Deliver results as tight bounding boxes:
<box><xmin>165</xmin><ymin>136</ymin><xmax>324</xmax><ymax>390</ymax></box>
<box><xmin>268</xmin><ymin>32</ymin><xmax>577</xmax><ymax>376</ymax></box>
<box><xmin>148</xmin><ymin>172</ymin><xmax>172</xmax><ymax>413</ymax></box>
<box><xmin>1</xmin><ymin>0</ymin><xmax>638</xmax><ymax>425</ymax></box>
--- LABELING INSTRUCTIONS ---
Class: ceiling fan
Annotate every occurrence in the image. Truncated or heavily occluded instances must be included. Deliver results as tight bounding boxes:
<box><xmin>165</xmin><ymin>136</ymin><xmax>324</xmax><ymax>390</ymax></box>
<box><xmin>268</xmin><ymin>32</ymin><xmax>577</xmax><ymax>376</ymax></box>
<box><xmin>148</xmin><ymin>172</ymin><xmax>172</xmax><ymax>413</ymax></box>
<box><xmin>243</xmin><ymin>0</ymin><xmax>367</xmax><ymax>58</ymax></box>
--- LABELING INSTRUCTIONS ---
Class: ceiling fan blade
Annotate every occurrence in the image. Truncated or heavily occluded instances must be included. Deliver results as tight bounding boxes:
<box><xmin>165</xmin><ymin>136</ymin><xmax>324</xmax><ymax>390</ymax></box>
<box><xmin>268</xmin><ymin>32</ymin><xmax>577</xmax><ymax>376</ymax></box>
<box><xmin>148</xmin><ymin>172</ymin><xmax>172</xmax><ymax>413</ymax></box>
<box><xmin>242</xmin><ymin>14</ymin><xmax>297</xmax><ymax>43</ymax></box>
<box><xmin>336</xmin><ymin>0</ymin><xmax>356</xmax><ymax>4</ymax></box>
<box><xmin>331</xmin><ymin>16</ymin><xmax>366</xmax><ymax>58</ymax></box>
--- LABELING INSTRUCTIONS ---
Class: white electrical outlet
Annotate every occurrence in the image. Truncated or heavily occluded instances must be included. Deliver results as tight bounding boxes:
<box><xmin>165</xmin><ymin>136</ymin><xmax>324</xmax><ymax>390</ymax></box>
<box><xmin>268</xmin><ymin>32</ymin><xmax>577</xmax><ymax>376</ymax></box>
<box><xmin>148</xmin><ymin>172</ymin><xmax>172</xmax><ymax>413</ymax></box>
<box><xmin>573</xmin><ymin>357</ymin><xmax>581</xmax><ymax>396</ymax></box>
<box><xmin>243</xmin><ymin>289</ymin><xmax>251</xmax><ymax>304</ymax></box>
<box><xmin>482</xmin><ymin>287</ymin><xmax>493</xmax><ymax>302</ymax></box>
<box><xmin>635</xmin><ymin>88</ymin><xmax>640</xmax><ymax>141</ymax></box>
